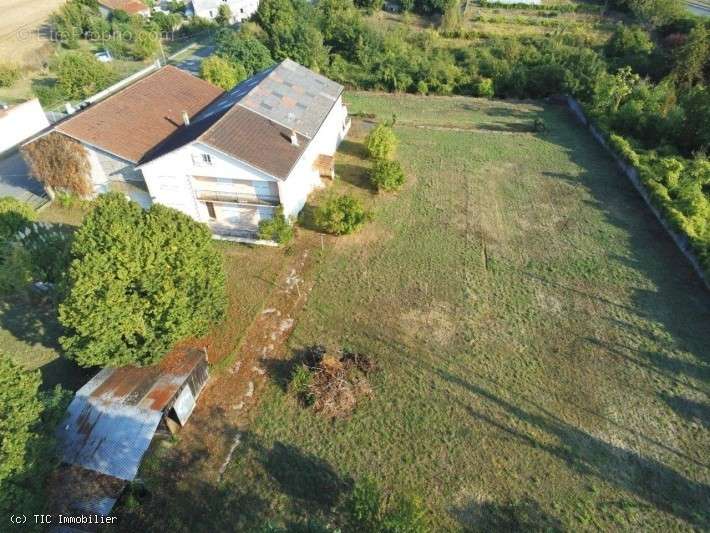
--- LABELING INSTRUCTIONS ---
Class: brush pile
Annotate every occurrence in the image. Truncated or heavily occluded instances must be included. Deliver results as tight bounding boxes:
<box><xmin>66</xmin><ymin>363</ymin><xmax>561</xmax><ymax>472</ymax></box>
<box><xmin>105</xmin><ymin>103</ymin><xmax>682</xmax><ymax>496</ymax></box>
<box><xmin>290</xmin><ymin>345</ymin><xmax>377</xmax><ymax>419</ymax></box>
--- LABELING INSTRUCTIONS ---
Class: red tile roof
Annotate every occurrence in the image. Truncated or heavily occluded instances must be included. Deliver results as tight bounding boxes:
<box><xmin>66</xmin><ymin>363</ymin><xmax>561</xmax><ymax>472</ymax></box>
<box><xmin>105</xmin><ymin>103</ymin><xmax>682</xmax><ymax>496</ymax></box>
<box><xmin>98</xmin><ymin>0</ymin><xmax>150</xmax><ymax>14</ymax></box>
<box><xmin>56</xmin><ymin>66</ymin><xmax>223</xmax><ymax>163</ymax></box>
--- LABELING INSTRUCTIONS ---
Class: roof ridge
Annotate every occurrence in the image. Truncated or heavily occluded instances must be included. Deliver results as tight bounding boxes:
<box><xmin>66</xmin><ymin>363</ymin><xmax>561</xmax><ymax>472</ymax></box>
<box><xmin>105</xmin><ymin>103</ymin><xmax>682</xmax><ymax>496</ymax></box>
<box><xmin>196</xmin><ymin>61</ymin><xmax>289</xmax><ymax>143</ymax></box>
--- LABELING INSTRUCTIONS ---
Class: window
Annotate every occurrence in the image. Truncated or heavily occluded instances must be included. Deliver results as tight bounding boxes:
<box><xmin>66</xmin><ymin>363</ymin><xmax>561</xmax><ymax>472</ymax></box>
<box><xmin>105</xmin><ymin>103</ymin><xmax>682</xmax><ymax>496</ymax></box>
<box><xmin>201</xmin><ymin>153</ymin><xmax>212</xmax><ymax>165</ymax></box>
<box><xmin>206</xmin><ymin>202</ymin><xmax>216</xmax><ymax>219</ymax></box>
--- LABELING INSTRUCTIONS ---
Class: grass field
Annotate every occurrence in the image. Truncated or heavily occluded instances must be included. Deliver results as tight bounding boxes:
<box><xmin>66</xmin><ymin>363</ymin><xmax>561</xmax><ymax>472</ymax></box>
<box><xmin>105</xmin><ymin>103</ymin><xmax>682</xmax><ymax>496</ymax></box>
<box><xmin>161</xmin><ymin>93</ymin><xmax>710</xmax><ymax>531</ymax></box>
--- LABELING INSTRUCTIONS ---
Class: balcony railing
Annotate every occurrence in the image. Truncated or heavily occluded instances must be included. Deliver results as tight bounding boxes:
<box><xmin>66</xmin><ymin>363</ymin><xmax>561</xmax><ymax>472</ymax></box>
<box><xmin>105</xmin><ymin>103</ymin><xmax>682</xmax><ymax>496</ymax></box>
<box><xmin>195</xmin><ymin>191</ymin><xmax>280</xmax><ymax>207</ymax></box>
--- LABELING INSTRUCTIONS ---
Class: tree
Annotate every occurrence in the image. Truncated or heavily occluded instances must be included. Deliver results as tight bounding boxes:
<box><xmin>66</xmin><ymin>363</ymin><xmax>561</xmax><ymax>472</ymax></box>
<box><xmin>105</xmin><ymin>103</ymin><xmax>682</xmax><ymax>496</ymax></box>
<box><xmin>673</xmin><ymin>24</ymin><xmax>709</xmax><ymax>89</ymax></box>
<box><xmin>370</xmin><ymin>159</ymin><xmax>406</xmax><ymax>192</ymax></box>
<box><xmin>0</xmin><ymin>355</ymin><xmax>68</xmax><ymax>518</ymax></box>
<box><xmin>366</xmin><ymin>122</ymin><xmax>398</xmax><ymax>160</ymax></box>
<box><xmin>215</xmin><ymin>3</ymin><xmax>233</xmax><ymax>25</ymax></box>
<box><xmin>132</xmin><ymin>30</ymin><xmax>161</xmax><ymax>59</ymax></box>
<box><xmin>54</xmin><ymin>51</ymin><xmax>112</xmax><ymax>100</ymax></box>
<box><xmin>315</xmin><ymin>194</ymin><xmax>370</xmax><ymax>235</ymax></box>
<box><xmin>200</xmin><ymin>55</ymin><xmax>246</xmax><ymax>90</ymax></box>
<box><xmin>623</xmin><ymin>0</ymin><xmax>683</xmax><ymax>27</ymax></box>
<box><xmin>59</xmin><ymin>193</ymin><xmax>227</xmax><ymax>367</ymax></box>
<box><xmin>22</xmin><ymin>133</ymin><xmax>92</xmax><ymax>197</ymax></box>
<box><xmin>439</xmin><ymin>0</ymin><xmax>463</xmax><ymax>34</ymax></box>
<box><xmin>215</xmin><ymin>28</ymin><xmax>274</xmax><ymax>76</ymax></box>
<box><xmin>0</xmin><ymin>198</ymin><xmax>36</xmax><ymax>244</ymax></box>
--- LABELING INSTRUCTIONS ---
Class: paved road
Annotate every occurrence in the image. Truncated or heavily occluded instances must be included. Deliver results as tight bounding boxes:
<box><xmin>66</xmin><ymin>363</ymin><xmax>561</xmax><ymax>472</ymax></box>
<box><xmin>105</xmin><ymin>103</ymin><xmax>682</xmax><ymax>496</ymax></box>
<box><xmin>687</xmin><ymin>1</ymin><xmax>710</xmax><ymax>15</ymax></box>
<box><xmin>0</xmin><ymin>151</ymin><xmax>48</xmax><ymax>208</ymax></box>
<box><xmin>175</xmin><ymin>45</ymin><xmax>215</xmax><ymax>75</ymax></box>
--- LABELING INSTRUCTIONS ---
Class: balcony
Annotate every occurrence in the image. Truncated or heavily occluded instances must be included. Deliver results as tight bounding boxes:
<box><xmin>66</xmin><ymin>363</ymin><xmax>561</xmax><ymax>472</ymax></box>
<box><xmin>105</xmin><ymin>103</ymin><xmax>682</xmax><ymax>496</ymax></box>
<box><xmin>195</xmin><ymin>190</ymin><xmax>280</xmax><ymax>207</ymax></box>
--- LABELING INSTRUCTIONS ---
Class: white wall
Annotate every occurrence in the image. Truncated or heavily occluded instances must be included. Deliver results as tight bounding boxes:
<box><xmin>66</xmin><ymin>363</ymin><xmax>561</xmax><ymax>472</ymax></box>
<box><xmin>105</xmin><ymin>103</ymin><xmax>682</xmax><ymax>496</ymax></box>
<box><xmin>84</xmin><ymin>144</ymin><xmax>152</xmax><ymax>208</ymax></box>
<box><xmin>192</xmin><ymin>0</ymin><xmax>259</xmax><ymax>22</ymax></box>
<box><xmin>279</xmin><ymin>96</ymin><xmax>350</xmax><ymax>219</ymax></box>
<box><xmin>0</xmin><ymin>100</ymin><xmax>50</xmax><ymax>155</ymax></box>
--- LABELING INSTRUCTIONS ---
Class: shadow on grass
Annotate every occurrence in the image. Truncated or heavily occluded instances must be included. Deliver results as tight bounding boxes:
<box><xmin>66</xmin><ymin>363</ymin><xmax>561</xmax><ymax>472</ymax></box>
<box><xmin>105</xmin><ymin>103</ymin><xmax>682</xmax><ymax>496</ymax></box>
<box><xmin>115</xmin><ymin>424</ymin><xmax>351</xmax><ymax>531</ymax></box>
<box><xmin>440</xmin><ymin>372</ymin><xmax>710</xmax><ymax>529</ymax></box>
<box><xmin>338</xmin><ymin>139</ymin><xmax>368</xmax><ymax>160</ymax></box>
<box><xmin>451</xmin><ymin>497</ymin><xmax>564</xmax><ymax>532</ymax></box>
<box><xmin>660</xmin><ymin>393</ymin><xmax>710</xmax><ymax>428</ymax></box>
<box><xmin>336</xmin><ymin>163</ymin><xmax>374</xmax><ymax>192</ymax></box>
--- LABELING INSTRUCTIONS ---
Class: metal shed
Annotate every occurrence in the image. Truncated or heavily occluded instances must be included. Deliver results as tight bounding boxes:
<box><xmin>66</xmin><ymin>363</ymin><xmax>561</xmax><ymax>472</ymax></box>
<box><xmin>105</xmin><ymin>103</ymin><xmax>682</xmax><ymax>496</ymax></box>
<box><xmin>53</xmin><ymin>348</ymin><xmax>209</xmax><ymax>519</ymax></box>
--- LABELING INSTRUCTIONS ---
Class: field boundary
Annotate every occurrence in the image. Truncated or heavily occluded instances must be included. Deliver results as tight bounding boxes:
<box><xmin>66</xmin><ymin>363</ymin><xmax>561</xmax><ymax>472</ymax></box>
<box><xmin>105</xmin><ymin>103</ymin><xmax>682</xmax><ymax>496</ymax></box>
<box><xmin>566</xmin><ymin>95</ymin><xmax>710</xmax><ymax>292</ymax></box>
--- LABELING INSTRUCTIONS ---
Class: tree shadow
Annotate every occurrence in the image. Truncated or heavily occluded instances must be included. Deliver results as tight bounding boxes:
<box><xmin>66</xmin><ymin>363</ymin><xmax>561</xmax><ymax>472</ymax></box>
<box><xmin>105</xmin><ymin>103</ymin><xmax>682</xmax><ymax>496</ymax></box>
<box><xmin>335</xmin><ymin>163</ymin><xmax>374</xmax><ymax>192</ymax></box>
<box><xmin>660</xmin><ymin>393</ymin><xmax>710</xmax><ymax>428</ymax></box>
<box><xmin>451</xmin><ymin>497</ymin><xmax>564</xmax><ymax>532</ymax></box>
<box><xmin>440</xmin><ymin>372</ymin><xmax>710</xmax><ymax>528</ymax></box>
<box><xmin>476</xmin><ymin>122</ymin><xmax>537</xmax><ymax>133</ymax></box>
<box><xmin>338</xmin><ymin>139</ymin><xmax>368</xmax><ymax>160</ymax></box>
<box><xmin>0</xmin><ymin>297</ymin><xmax>61</xmax><ymax>349</ymax></box>
<box><xmin>263</xmin><ymin>344</ymin><xmax>327</xmax><ymax>392</ymax></box>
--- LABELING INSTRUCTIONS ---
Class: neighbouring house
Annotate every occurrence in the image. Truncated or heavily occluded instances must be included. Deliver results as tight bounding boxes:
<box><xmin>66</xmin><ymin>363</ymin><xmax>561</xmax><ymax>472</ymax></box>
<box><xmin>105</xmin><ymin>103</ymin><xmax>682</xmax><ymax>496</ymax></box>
<box><xmin>53</xmin><ymin>348</ymin><xmax>209</xmax><ymax>518</ymax></box>
<box><xmin>52</xmin><ymin>60</ymin><xmax>350</xmax><ymax>240</ymax></box>
<box><xmin>0</xmin><ymin>99</ymin><xmax>50</xmax><ymax>155</ymax></box>
<box><xmin>98</xmin><ymin>0</ymin><xmax>151</xmax><ymax>17</ymax></box>
<box><xmin>190</xmin><ymin>0</ymin><xmax>259</xmax><ymax>23</ymax></box>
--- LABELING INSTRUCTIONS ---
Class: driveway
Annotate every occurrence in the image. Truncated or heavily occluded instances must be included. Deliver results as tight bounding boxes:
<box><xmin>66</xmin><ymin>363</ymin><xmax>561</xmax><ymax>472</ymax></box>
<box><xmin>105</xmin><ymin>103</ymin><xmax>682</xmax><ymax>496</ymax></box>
<box><xmin>0</xmin><ymin>151</ymin><xmax>48</xmax><ymax>208</ymax></box>
<box><xmin>174</xmin><ymin>45</ymin><xmax>215</xmax><ymax>76</ymax></box>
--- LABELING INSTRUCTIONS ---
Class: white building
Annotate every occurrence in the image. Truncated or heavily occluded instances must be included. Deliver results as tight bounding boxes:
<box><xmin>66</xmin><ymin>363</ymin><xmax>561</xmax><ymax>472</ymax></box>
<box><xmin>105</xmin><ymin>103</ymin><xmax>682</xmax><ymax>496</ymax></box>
<box><xmin>52</xmin><ymin>61</ymin><xmax>350</xmax><ymax>240</ymax></box>
<box><xmin>0</xmin><ymin>99</ymin><xmax>50</xmax><ymax>156</ymax></box>
<box><xmin>190</xmin><ymin>0</ymin><xmax>259</xmax><ymax>23</ymax></box>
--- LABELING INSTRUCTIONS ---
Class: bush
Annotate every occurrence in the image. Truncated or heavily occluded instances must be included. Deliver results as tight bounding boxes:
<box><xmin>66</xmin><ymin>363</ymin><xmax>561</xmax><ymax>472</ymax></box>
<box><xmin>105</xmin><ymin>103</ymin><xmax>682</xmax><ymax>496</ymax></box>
<box><xmin>0</xmin><ymin>355</ymin><xmax>69</xmax><ymax>518</ymax></box>
<box><xmin>0</xmin><ymin>245</ymin><xmax>35</xmax><ymax>296</ymax></box>
<box><xmin>257</xmin><ymin>207</ymin><xmax>294</xmax><ymax>244</ymax></box>
<box><xmin>0</xmin><ymin>198</ymin><xmax>37</xmax><ymax>244</ymax></box>
<box><xmin>370</xmin><ymin>159</ymin><xmax>406</xmax><ymax>192</ymax></box>
<box><xmin>59</xmin><ymin>193</ymin><xmax>227</xmax><ymax>367</ymax></box>
<box><xmin>315</xmin><ymin>194</ymin><xmax>370</xmax><ymax>235</ymax></box>
<box><xmin>475</xmin><ymin>77</ymin><xmax>495</xmax><ymax>97</ymax></box>
<box><xmin>200</xmin><ymin>55</ymin><xmax>246</xmax><ymax>91</ymax></box>
<box><xmin>609</xmin><ymin>134</ymin><xmax>640</xmax><ymax>167</ymax></box>
<box><xmin>0</xmin><ymin>63</ymin><xmax>21</xmax><ymax>88</ymax></box>
<box><xmin>366</xmin><ymin>123</ymin><xmax>398</xmax><ymax>161</ymax></box>
<box><xmin>22</xmin><ymin>133</ymin><xmax>92</xmax><ymax>197</ymax></box>
<box><xmin>54</xmin><ymin>51</ymin><xmax>113</xmax><ymax>100</ymax></box>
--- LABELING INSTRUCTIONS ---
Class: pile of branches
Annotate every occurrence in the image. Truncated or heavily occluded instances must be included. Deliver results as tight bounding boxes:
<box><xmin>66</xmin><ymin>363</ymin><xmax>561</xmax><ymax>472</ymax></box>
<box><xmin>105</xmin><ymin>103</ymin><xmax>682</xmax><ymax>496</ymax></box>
<box><xmin>290</xmin><ymin>345</ymin><xmax>377</xmax><ymax>419</ymax></box>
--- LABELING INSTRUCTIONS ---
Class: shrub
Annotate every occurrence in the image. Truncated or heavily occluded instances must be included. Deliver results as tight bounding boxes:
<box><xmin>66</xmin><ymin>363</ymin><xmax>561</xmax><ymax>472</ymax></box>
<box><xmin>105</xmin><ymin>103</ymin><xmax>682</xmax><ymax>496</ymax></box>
<box><xmin>366</xmin><ymin>123</ymin><xmax>398</xmax><ymax>161</ymax></box>
<box><xmin>22</xmin><ymin>133</ymin><xmax>92</xmax><ymax>197</ymax></box>
<box><xmin>370</xmin><ymin>159</ymin><xmax>406</xmax><ymax>192</ymax></box>
<box><xmin>0</xmin><ymin>245</ymin><xmax>35</xmax><ymax>296</ymax></box>
<box><xmin>0</xmin><ymin>63</ymin><xmax>21</xmax><ymax>88</ymax></box>
<box><xmin>54</xmin><ymin>51</ymin><xmax>113</xmax><ymax>100</ymax></box>
<box><xmin>0</xmin><ymin>198</ymin><xmax>36</xmax><ymax>244</ymax></box>
<box><xmin>475</xmin><ymin>77</ymin><xmax>495</xmax><ymax>97</ymax></box>
<box><xmin>200</xmin><ymin>55</ymin><xmax>246</xmax><ymax>91</ymax></box>
<box><xmin>59</xmin><ymin>193</ymin><xmax>227</xmax><ymax>367</ymax></box>
<box><xmin>315</xmin><ymin>194</ymin><xmax>370</xmax><ymax>235</ymax></box>
<box><xmin>257</xmin><ymin>207</ymin><xmax>294</xmax><ymax>244</ymax></box>
<box><xmin>609</xmin><ymin>134</ymin><xmax>640</xmax><ymax>167</ymax></box>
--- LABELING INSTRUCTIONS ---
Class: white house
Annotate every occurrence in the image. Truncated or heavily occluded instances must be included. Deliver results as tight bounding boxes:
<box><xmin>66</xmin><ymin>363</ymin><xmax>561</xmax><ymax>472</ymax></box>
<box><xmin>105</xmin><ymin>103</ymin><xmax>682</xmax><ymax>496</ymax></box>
<box><xmin>0</xmin><ymin>99</ymin><xmax>50</xmax><ymax>155</ymax></box>
<box><xmin>52</xmin><ymin>61</ymin><xmax>350</xmax><ymax>240</ymax></box>
<box><xmin>190</xmin><ymin>0</ymin><xmax>259</xmax><ymax>23</ymax></box>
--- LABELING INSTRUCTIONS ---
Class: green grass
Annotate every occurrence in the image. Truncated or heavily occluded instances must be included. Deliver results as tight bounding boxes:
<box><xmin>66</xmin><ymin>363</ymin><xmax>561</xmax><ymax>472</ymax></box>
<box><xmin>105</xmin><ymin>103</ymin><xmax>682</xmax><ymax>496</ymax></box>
<box><xmin>184</xmin><ymin>94</ymin><xmax>709</xmax><ymax>531</ymax></box>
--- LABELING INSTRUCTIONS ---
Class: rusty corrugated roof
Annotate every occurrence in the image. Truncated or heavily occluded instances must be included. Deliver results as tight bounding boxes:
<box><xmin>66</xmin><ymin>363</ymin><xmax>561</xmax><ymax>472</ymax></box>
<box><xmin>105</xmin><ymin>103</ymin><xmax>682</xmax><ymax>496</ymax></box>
<box><xmin>56</xmin><ymin>349</ymin><xmax>206</xmax><ymax>481</ymax></box>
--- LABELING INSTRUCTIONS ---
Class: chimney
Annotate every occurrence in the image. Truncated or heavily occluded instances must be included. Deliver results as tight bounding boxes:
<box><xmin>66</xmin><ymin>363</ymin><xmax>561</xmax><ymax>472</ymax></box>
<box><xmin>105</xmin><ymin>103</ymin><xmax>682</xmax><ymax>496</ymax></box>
<box><xmin>181</xmin><ymin>111</ymin><xmax>190</xmax><ymax>127</ymax></box>
<box><xmin>290</xmin><ymin>130</ymin><xmax>299</xmax><ymax>146</ymax></box>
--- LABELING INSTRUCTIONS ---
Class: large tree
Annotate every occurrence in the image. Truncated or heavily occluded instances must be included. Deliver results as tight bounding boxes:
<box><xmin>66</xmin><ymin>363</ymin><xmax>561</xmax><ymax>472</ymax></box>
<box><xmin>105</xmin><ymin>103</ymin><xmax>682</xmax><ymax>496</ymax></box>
<box><xmin>54</xmin><ymin>51</ymin><xmax>113</xmax><ymax>100</ymax></box>
<box><xmin>0</xmin><ymin>355</ymin><xmax>68</xmax><ymax>518</ymax></box>
<box><xmin>22</xmin><ymin>132</ymin><xmax>92</xmax><ymax>197</ymax></box>
<box><xmin>59</xmin><ymin>193</ymin><xmax>227</xmax><ymax>367</ymax></box>
<box><xmin>215</xmin><ymin>28</ymin><xmax>274</xmax><ymax>76</ymax></box>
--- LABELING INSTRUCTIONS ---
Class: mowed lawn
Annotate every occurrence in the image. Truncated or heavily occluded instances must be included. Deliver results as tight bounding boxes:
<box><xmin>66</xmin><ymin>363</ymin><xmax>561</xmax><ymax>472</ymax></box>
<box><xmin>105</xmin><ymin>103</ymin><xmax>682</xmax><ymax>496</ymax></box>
<box><xmin>213</xmin><ymin>94</ymin><xmax>710</xmax><ymax>531</ymax></box>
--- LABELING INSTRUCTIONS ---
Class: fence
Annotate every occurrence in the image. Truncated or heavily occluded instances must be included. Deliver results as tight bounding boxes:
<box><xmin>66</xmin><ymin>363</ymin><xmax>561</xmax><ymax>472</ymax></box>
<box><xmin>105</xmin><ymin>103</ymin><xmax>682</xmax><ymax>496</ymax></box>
<box><xmin>566</xmin><ymin>96</ymin><xmax>710</xmax><ymax>292</ymax></box>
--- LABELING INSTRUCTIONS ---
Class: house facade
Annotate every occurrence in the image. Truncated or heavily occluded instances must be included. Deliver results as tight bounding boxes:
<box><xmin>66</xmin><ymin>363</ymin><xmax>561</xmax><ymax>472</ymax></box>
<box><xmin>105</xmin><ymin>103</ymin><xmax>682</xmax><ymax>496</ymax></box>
<box><xmin>190</xmin><ymin>0</ymin><xmax>259</xmax><ymax>23</ymax></box>
<box><xmin>52</xmin><ymin>61</ymin><xmax>350</xmax><ymax>240</ymax></box>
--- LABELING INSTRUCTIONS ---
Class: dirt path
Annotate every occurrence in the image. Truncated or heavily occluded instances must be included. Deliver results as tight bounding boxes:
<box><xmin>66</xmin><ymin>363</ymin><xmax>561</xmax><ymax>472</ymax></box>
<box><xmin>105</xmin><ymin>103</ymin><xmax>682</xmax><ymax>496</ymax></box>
<box><xmin>159</xmin><ymin>235</ymin><xmax>325</xmax><ymax>483</ymax></box>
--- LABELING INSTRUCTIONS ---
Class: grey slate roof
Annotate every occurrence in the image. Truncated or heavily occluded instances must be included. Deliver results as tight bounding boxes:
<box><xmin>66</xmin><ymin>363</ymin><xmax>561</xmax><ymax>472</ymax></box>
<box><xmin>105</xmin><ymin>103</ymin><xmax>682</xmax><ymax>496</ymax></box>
<box><xmin>140</xmin><ymin>60</ymin><xmax>344</xmax><ymax>179</ymax></box>
<box><xmin>239</xmin><ymin>59</ymin><xmax>343</xmax><ymax>138</ymax></box>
